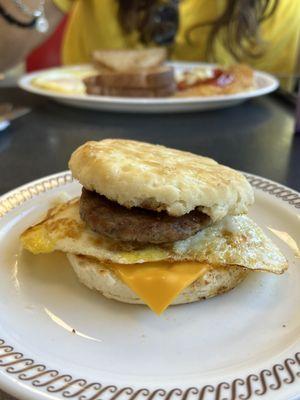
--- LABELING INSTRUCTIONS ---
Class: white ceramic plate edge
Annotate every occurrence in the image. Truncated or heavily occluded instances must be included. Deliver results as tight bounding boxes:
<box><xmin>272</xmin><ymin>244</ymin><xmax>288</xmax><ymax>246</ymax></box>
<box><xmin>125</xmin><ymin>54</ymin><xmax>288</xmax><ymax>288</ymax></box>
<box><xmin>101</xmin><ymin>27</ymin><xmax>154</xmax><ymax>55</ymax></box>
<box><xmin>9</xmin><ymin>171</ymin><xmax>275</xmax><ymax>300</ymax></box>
<box><xmin>18</xmin><ymin>63</ymin><xmax>279</xmax><ymax>113</ymax></box>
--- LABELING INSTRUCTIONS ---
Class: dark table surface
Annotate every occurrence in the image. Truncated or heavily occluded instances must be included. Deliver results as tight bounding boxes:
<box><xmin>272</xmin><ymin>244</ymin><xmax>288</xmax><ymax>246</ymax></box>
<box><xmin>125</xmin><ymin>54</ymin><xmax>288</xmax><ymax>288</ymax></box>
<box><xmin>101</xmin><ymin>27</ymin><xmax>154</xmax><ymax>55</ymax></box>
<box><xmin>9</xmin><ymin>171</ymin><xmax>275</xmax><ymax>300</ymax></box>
<box><xmin>0</xmin><ymin>87</ymin><xmax>299</xmax><ymax>196</ymax></box>
<box><xmin>0</xmin><ymin>87</ymin><xmax>299</xmax><ymax>400</ymax></box>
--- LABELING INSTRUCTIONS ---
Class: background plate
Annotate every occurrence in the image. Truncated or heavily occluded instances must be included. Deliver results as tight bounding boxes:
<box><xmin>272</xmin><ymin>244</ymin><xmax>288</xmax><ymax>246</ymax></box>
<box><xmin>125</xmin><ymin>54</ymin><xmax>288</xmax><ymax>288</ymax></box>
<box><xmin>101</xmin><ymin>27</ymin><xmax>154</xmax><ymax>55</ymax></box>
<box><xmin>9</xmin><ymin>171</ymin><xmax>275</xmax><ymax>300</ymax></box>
<box><xmin>0</xmin><ymin>172</ymin><xmax>299</xmax><ymax>400</ymax></box>
<box><xmin>18</xmin><ymin>62</ymin><xmax>279</xmax><ymax>113</ymax></box>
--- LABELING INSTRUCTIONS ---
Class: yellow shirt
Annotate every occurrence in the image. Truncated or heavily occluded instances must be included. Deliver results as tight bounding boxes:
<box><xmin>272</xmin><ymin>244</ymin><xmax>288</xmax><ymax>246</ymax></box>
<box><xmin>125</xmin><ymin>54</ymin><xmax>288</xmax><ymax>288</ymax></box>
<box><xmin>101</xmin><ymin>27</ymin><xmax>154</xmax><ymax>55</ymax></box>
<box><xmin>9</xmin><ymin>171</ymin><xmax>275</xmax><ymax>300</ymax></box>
<box><xmin>54</xmin><ymin>0</ymin><xmax>300</xmax><ymax>75</ymax></box>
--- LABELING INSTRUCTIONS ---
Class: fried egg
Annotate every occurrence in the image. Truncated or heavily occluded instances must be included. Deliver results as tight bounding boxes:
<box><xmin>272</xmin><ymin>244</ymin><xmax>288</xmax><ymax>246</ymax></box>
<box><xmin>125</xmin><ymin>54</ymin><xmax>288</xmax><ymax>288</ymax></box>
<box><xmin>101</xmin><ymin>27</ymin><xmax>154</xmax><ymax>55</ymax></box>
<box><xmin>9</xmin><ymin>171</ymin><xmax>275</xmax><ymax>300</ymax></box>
<box><xmin>20</xmin><ymin>199</ymin><xmax>287</xmax><ymax>274</ymax></box>
<box><xmin>31</xmin><ymin>66</ymin><xmax>98</xmax><ymax>95</ymax></box>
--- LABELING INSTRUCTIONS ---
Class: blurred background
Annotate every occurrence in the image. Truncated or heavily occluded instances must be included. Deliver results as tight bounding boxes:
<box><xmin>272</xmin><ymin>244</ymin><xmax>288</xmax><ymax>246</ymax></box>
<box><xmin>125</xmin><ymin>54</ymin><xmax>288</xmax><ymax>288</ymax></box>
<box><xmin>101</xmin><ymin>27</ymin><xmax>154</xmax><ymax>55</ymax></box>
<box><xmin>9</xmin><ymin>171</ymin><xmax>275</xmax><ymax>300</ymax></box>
<box><xmin>1</xmin><ymin>0</ymin><xmax>299</xmax><ymax>94</ymax></box>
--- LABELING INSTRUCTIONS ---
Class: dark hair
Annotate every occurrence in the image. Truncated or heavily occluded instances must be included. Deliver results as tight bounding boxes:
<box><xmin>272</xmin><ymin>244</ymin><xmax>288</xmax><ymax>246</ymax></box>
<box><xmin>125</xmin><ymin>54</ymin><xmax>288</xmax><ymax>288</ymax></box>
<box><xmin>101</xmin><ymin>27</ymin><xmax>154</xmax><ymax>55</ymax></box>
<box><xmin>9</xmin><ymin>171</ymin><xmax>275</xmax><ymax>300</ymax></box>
<box><xmin>117</xmin><ymin>0</ymin><xmax>279</xmax><ymax>60</ymax></box>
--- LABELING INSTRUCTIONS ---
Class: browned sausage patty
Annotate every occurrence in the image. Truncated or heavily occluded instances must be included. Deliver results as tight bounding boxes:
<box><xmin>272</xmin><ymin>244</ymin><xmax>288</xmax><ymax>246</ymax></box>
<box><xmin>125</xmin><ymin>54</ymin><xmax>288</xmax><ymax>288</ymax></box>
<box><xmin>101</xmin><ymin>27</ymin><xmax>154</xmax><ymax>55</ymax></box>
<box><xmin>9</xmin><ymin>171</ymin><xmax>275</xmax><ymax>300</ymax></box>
<box><xmin>79</xmin><ymin>188</ymin><xmax>211</xmax><ymax>244</ymax></box>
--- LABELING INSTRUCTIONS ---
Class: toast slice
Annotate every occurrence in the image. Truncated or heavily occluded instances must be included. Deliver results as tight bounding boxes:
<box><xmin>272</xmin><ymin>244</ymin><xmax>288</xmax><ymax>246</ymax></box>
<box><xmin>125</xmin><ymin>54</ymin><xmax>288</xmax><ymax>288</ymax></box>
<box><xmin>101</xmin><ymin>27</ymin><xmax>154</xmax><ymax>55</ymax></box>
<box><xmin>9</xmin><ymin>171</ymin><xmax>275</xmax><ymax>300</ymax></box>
<box><xmin>85</xmin><ymin>83</ymin><xmax>176</xmax><ymax>98</ymax></box>
<box><xmin>92</xmin><ymin>48</ymin><xmax>167</xmax><ymax>72</ymax></box>
<box><xmin>84</xmin><ymin>66</ymin><xmax>174</xmax><ymax>89</ymax></box>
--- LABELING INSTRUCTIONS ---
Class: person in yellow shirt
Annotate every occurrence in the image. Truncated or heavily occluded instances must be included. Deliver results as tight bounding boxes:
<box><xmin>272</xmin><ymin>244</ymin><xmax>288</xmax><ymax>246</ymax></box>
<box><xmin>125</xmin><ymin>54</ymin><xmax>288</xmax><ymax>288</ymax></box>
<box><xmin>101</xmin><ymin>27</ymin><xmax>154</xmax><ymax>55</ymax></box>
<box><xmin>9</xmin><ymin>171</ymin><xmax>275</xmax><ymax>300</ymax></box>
<box><xmin>0</xmin><ymin>0</ymin><xmax>299</xmax><ymax>76</ymax></box>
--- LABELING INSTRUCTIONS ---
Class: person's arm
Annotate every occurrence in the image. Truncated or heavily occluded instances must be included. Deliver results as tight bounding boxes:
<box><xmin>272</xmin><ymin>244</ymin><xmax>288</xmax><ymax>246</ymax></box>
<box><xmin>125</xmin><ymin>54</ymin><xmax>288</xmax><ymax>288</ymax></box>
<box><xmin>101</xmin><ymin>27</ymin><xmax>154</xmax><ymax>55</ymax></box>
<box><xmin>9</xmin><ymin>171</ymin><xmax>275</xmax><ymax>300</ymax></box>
<box><xmin>0</xmin><ymin>0</ymin><xmax>64</xmax><ymax>71</ymax></box>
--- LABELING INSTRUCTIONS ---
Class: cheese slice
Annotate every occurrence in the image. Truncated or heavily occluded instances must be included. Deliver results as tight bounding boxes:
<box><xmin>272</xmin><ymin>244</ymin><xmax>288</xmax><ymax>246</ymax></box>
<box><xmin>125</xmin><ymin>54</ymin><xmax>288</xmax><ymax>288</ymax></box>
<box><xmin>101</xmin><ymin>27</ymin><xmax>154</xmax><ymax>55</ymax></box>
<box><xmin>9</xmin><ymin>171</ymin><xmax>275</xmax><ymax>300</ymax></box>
<box><xmin>110</xmin><ymin>261</ymin><xmax>210</xmax><ymax>314</ymax></box>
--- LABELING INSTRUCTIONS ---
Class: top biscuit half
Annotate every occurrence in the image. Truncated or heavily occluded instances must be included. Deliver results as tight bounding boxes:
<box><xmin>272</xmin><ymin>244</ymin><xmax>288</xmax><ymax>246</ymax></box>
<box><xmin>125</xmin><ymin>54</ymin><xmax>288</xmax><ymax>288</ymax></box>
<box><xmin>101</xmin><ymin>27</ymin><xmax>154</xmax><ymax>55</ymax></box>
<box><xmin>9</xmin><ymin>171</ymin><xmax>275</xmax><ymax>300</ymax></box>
<box><xmin>69</xmin><ymin>139</ymin><xmax>254</xmax><ymax>221</ymax></box>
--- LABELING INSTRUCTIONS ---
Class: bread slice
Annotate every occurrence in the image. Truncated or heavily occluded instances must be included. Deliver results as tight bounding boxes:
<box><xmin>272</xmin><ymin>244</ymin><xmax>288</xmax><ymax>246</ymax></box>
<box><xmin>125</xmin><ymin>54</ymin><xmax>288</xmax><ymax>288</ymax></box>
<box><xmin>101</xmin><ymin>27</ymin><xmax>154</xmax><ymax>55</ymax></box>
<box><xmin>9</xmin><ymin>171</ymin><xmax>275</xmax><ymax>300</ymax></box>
<box><xmin>85</xmin><ymin>83</ymin><xmax>176</xmax><ymax>98</ymax></box>
<box><xmin>84</xmin><ymin>65</ymin><xmax>174</xmax><ymax>89</ymax></box>
<box><xmin>92</xmin><ymin>48</ymin><xmax>167</xmax><ymax>72</ymax></box>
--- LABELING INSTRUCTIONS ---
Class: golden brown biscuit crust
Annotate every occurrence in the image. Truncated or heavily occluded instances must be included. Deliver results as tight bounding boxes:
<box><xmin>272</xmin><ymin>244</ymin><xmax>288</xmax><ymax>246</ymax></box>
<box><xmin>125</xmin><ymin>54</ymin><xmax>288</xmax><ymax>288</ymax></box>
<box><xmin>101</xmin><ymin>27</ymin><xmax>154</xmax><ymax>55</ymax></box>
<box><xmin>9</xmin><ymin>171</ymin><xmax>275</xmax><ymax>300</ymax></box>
<box><xmin>69</xmin><ymin>139</ymin><xmax>254</xmax><ymax>220</ymax></box>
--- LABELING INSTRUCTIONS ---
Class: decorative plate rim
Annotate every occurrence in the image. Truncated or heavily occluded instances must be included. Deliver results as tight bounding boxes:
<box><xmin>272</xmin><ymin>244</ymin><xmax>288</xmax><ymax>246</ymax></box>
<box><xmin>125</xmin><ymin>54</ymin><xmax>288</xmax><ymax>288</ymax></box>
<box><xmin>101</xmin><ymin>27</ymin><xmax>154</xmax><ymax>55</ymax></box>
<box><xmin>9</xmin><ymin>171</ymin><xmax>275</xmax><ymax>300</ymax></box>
<box><xmin>0</xmin><ymin>171</ymin><xmax>299</xmax><ymax>400</ymax></box>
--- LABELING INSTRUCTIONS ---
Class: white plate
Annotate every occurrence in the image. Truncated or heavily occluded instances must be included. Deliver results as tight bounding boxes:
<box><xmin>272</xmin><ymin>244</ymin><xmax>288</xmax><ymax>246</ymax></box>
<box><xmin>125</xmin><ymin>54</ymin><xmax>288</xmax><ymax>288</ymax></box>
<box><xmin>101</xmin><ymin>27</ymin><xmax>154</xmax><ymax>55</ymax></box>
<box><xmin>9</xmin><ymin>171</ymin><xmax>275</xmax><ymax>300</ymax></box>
<box><xmin>18</xmin><ymin>63</ymin><xmax>279</xmax><ymax>113</ymax></box>
<box><xmin>0</xmin><ymin>172</ymin><xmax>299</xmax><ymax>400</ymax></box>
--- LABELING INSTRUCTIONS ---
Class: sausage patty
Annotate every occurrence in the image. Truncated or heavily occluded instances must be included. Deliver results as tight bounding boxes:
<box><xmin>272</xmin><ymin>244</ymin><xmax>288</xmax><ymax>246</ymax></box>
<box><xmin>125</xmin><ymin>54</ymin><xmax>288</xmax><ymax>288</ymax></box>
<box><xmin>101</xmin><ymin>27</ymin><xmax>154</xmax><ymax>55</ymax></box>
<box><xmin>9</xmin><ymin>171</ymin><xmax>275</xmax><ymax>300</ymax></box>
<box><xmin>80</xmin><ymin>188</ymin><xmax>211</xmax><ymax>244</ymax></box>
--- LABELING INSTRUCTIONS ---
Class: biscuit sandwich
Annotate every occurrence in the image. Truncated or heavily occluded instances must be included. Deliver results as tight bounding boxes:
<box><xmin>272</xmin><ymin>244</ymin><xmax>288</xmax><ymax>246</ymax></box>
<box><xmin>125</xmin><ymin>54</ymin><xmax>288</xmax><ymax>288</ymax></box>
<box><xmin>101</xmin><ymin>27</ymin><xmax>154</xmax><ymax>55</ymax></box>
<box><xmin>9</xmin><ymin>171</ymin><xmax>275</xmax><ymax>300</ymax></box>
<box><xmin>21</xmin><ymin>139</ymin><xmax>287</xmax><ymax>314</ymax></box>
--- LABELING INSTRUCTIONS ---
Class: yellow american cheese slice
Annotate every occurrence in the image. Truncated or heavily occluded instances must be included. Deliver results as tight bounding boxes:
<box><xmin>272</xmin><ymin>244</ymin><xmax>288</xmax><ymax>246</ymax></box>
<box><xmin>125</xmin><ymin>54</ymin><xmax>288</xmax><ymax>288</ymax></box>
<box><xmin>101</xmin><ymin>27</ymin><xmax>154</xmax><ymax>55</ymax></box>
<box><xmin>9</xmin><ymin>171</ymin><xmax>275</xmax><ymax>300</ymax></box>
<box><xmin>110</xmin><ymin>261</ymin><xmax>210</xmax><ymax>314</ymax></box>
